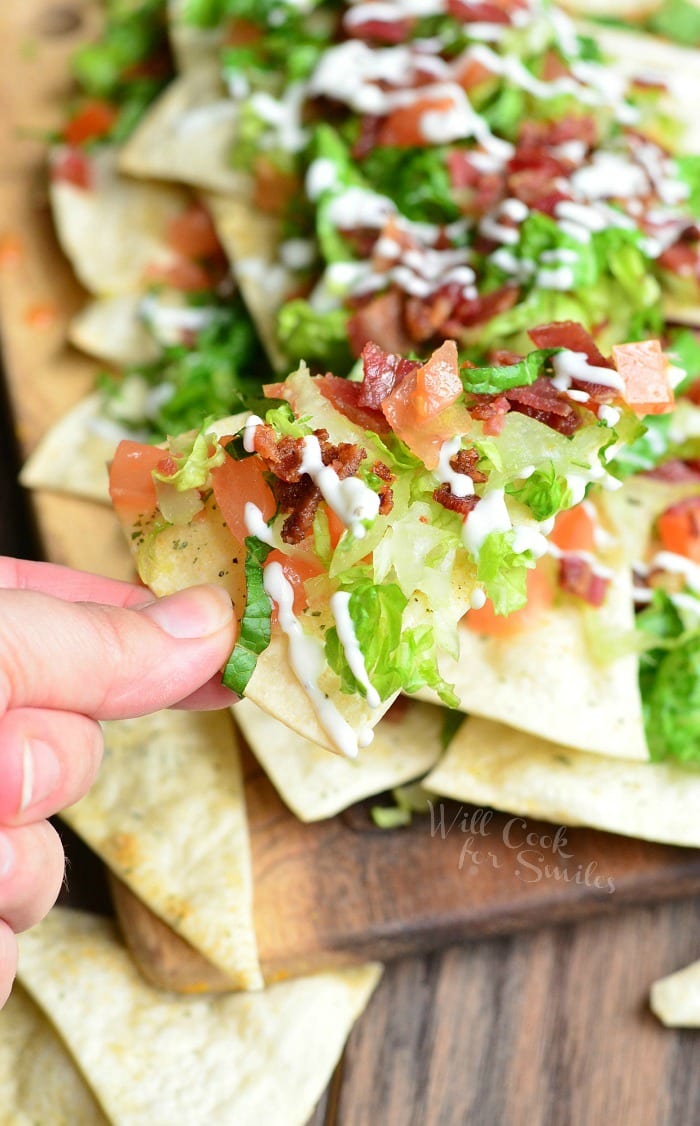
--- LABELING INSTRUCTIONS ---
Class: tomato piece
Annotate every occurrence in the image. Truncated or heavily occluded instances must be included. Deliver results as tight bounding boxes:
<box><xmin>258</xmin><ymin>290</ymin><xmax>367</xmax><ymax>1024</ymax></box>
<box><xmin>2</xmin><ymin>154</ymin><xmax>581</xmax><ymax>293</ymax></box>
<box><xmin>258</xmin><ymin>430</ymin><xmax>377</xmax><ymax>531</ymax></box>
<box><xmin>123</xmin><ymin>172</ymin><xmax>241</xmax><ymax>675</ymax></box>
<box><xmin>466</xmin><ymin>562</ymin><xmax>554</xmax><ymax>638</ymax></box>
<box><xmin>210</xmin><ymin>452</ymin><xmax>276</xmax><ymax>544</ymax></box>
<box><xmin>550</xmin><ymin>504</ymin><xmax>596</xmax><ymax>554</ymax></box>
<box><xmin>612</xmin><ymin>340</ymin><xmax>674</xmax><ymax>416</ymax></box>
<box><xmin>252</xmin><ymin>157</ymin><xmax>299</xmax><ymax>215</ymax></box>
<box><xmin>323</xmin><ymin>504</ymin><xmax>346</xmax><ymax>550</ymax></box>
<box><xmin>51</xmin><ymin>148</ymin><xmax>93</xmax><ymax>190</ymax></box>
<box><xmin>381</xmin><ymin>341</ymin><xmax>468</xmax><ymax>466</ymax></box>
<box><xmin>146</xmin><ymin>257</ymin><xmax>212</xmax><ymax>292</ymax></box>
<box><xmin>265</xmin><ymin>550</ymin><xmax>324</xmax><ymax>618</ymax></box>
<box><xmin>63</xmin><ymin>100</ymin><xmax>118</xmax><ymax>147</ymax></box>
<box><xmin>657</xmin><ymin>496</ymin><xmax>700</xmax><ymax>563</ymax></box>
<box><xmin>378</xmin><ymin>95</ymin><xmax>460</xmax><ymax>148</ymax></box>
<box><xmin>166</xmin><ymin>204</ymin><xmax>222</xmax><ymax>260</ymax></box>
<box><xmin>109</xmin><ymin>440</ymin><xmax>163</xmax><ymax>528</ymax></box>
<box><xmin>453</xmin><ymin>55</ymin><xmax>494</xmax><ymax>91</ymax></box>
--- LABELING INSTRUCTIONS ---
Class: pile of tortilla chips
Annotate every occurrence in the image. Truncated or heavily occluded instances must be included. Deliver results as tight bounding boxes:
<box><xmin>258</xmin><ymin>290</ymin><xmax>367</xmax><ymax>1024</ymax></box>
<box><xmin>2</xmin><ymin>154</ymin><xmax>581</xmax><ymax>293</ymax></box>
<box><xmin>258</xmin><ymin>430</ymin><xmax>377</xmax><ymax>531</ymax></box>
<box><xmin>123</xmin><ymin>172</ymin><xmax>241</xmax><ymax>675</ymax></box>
<box><xmin>5</xmin><ymin>2</ymin><xmax>700</xmax><ymax>1114</ymax></box>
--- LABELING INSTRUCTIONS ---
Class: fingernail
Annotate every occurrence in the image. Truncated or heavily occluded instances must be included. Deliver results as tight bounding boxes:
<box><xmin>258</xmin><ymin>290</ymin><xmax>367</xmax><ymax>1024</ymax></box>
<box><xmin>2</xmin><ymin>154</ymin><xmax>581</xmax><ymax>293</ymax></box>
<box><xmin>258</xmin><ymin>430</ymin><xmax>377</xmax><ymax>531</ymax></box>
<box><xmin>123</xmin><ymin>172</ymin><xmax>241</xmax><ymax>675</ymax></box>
<box><xmin>142</xmin><ymin>585</ymin><xmax>233</xmax><ymax>639</ymax></box>
<box><xmin>19</xmin><ymin>740</ymin><xmax>62</xmax><ymax>814</ymax></box>
<box><xmin>0</xmin><ymin>833</ymin><xmax>14</xmax><ymax>880</ymax></box>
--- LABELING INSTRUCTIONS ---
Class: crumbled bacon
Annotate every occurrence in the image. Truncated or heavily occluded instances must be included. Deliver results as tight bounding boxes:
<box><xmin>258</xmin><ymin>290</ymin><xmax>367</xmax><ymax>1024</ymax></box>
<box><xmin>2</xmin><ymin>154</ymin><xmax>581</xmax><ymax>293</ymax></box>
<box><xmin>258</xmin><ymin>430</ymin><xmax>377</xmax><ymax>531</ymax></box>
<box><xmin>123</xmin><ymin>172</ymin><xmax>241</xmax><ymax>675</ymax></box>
<box><xmin>505</xmin><ymin>376</ymin><xmax>582</xmax><ymax>435</ymax></box>
<box><xmin>558</xmin><ymin>556</ymin><xmax>609</xmax><ymax>606</ymax></box>
<box><xmin>443</xmin><ymin>284</ymin><xmax>520</xmax><ymax>333</ymax></box>
<box><xmin>347</xmin><ymin>16</ymin><xmax>412</xmax><ymax>43</ymax></box>
<box><xmin>468</xmin><ymin>393</ymin><xmax>511</xmax><ymax>435</ymax></box>
<box><xmin>451</xmin><ymin>447</ymin><xmax>487</xmax><ymax>483</ymax></box>
<box><xmin>359</xmin><ymin>340</ymin><xmax>420</xmax><ymax>409</ymax></box>
<box><xmin>317</xmin><ymin>373</ymin><xmax>390</xmax><ymax>433</ymax></box>
<box><xmin>347</xmin><ymin>288</ymin><xmax>416</xmax><ymax>357</ymax></box>
<box><xmin>352</xmin><ymin>114</ymin><xmax>386</xmax><ymax>160</ymax></box>
<box><xmin>527</xmin><ymin>320</ymin><xmax>616</xmax><ymax>402</ymax></box>
<box><xmin>274</xmin><ymin>477</ymin><xmax>323</xmax><ymax>544</ymax></box>
<box><xmin>433</xmin><ymin>484</ymin><xmax>480</xmax><ymax>517</ymax></box>
<box><xmin>448</xmin><ymin>0</ymin><xmax>511</xmax><ymax>22</ymax></box>
<box><xmin>644</xmin><ymin>459</ymin><xmax>700</xmax><ymax>483</ymax></box>
<box><xmin>371</xmin><ymin>460</ymin><xmax>395</xmax><ymax>515</ymax></box>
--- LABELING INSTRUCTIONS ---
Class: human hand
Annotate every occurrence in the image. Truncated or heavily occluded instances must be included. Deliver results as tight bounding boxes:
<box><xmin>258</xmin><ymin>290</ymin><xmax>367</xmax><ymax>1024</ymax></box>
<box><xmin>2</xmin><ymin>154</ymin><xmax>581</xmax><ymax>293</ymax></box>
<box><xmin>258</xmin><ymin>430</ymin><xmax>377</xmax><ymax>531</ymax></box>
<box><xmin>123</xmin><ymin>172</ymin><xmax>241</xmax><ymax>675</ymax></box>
<box><xmin>0</xmin><ymin>557</ymin><xmax>236</xmax><ymax>1006</ymax></box>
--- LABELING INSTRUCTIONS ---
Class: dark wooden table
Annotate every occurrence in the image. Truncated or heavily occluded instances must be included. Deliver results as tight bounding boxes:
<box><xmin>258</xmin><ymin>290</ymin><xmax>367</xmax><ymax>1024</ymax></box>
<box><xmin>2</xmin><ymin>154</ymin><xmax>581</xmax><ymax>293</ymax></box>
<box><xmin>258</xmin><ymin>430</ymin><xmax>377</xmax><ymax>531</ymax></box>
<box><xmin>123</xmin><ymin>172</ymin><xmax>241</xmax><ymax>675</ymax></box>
<box><xmin>1</xmin><ymin>384</ymin><xmax>698</xmax><ymax>1124</ymax></box>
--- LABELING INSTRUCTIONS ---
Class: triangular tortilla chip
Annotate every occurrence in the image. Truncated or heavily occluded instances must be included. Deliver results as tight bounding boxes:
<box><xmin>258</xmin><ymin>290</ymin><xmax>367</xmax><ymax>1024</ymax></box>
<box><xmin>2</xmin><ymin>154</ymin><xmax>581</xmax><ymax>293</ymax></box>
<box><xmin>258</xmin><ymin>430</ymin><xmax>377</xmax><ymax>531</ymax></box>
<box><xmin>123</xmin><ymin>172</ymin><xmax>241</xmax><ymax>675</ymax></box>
<box><xmin>234</xmin><ymin>697</ymin><xmax>445</xmax><ymax>821</ymax></box>
<box><xmin>600</xmin><ymin>474</ymin><xmax>700</xmax><ymax>564</ymax></box>
<box><xmin>167</xmin><ymin>0</ymin><xmax>224</xmax><ymax>73</ymax></box>
<box><xmin>18</xmin><ymin>909</ymin><xmax>381</xmax><ymax>1126</ymax></box>
<box><xmin>119</xmin><ymin>66</ymin><xmax>246</xmax><ymax>195</ymax></box>
<box><xmin>650</xmin><ymin>959</ymin><xmax>700</xmax><ymax>1027</ymax></box>
<box><xmin>19</xmin><ymin>392</ymin><xmax>118</xmax><ymax>503</ymax></box>
<box><xmin>562</xmin><ymin>1</ymin><xmax>667</xmax><ymax>19</ymax></box>
<box><xmin>0</xmin><ymin>984</ymin><xmax>108</xmax><ymax>1125</ymax></box>
<box><xmin>69</xmin><ymin>294</ymin><xmax>159</xmax><ymax>366</ymax></box>
<box><xmin>61</xmin><ymin>709</ymin><xmax>262</xmax><ymax>991</ymax></box>
<box><xmin>425</xmin><ymin>714</ymin><xmax>700</xmax><ymax>847</ymax></box>
<box><xmin>50</xmin><ymin>146</ymin><xmax>188</xmax><ymax>295</ymax></box>
<box><xmin>420</xmin><ymin>561</ymin><xmax>648</xmax><ymax>760</ymax></box>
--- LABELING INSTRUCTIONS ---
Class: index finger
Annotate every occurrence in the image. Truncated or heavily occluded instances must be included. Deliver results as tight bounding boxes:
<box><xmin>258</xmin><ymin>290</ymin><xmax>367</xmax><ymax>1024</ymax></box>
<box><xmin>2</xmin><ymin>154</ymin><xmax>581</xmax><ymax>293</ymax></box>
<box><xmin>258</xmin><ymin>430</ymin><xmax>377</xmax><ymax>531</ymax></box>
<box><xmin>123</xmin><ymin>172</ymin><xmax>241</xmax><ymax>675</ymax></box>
<box><xmin>0</xmin><ymin>557</ymin><xmax>149</xmax><ymax>609</ymax></box>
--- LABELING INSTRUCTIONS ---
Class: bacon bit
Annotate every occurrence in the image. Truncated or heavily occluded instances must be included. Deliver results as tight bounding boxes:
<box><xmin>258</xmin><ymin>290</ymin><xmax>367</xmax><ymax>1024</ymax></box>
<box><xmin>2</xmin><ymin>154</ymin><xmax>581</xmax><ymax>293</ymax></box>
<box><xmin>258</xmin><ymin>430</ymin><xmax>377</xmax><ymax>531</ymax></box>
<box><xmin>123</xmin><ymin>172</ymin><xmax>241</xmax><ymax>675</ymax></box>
<box><xmin>317</xmin><ymin>373</ymin><xmax>391</xmax><ymax>433</ymax></box>
<box><xmin>347</xmin><ymin>16</ymin><xmax>412</xmax><ymax>43</ymax></box>
<box><xmin>371</xmin><ymin>460</ymin><xmax>395</xmax><ymax>515</ymax></box>
<box><xmin>528</xmin><ymin>321</ymin><xmax>611</xmax><ymax>368</ymax></box>
<box><xmin>347</xmin><ymin>288</ymin><xmax>416</xmax><ymax>357</ymax></box>
<box><xmin>23</xmin><ymin>302</ymin><xmax>57</xmax><ymax>329</ymax></box>
<box><xmin>255</xmin><ymin>426</ymin><xmax>366</xmax><ymax>544</ymax></box>
<box><xmin>433</xmin><ymin>484</ymin><xmax>480</xmax><ymax>517</ymax></box>
<box><xmin>405</xmin><ymin>287</ymin><xmax>459</xmax><ymax>343</ymax></box>
<box><xmin>558</xmin><ymin>556</ymin><xmax>609</xmax><ymax>607</ymax></box>
<box><xmin>468</xmin><ymin>393</ymin><xmax>511</xmax><ymax>435</ymax></box>
<box><xmin>488</xmin><ymin>349</ymin><xmax>522</xmax><ymax>367</ymax></box>
<box><xmin>448</xmin><ymin>0</ymin><xmax>511</xmax><ymax>22</ymax></box>
<box><xmin>443</xmin><ymin>284</ymin><xmax>519</xmax><ymax>333</ymax></box>
<box><xmin>658</xmin><ymin>241</ymin><xmax>700</xmax><ymax>280</ymax></box>
<box><xmin>506</xmin><ymin>376</ymin><xmax>581</xmax><ymax>435</ymax></box>
<box><xmin>359</xmin><ymin>340</ymin><xmax>420</xmax><ymax>408</ymax></box>
<box><xmin>451</xmin><ymin>447</ymin><xmax>487</xmax><ymax>484</ymax></box>
<box><xmin>252</xmin><ymin>156</ymin><xmax>300</xmax><ymax>215</ymax></box>
<box><xmin>352</xmin><ymin>114</ymin><xmax>386</xmax><ymax>160</ymax></box>
<box><xmin>166</xmin><ymin>204</ymin><xmax>222</xmax><ymax>261</ymax></box>
<box><xmin>644</xmin><ymin>459</ymin><xmax>700</xmax><ymax>483</ymax></box>
<box><xmin>225</xmin><ymin>17</ymin><xmax>263</xmax><ymax>46</ymax></box>
<box><xmin>0</xmin><ymin>234</ymin><xmax>23</xmax><ymax>264</ymax></box>
<box><xmin>685</xmin><ymin>377</ymin><xmax>700</xmax><ymax>406</ymax></box>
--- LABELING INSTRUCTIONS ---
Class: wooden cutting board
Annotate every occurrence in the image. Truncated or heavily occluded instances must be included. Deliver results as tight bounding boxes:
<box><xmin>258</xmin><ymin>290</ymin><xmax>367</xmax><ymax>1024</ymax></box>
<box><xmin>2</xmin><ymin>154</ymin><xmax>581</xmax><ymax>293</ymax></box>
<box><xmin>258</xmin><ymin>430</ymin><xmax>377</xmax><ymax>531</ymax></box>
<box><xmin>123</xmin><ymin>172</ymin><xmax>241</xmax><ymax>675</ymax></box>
<box><xmin>2</xmin><ymin>0</ymin><xmax>700</xmax><ymax>992</ymax></box>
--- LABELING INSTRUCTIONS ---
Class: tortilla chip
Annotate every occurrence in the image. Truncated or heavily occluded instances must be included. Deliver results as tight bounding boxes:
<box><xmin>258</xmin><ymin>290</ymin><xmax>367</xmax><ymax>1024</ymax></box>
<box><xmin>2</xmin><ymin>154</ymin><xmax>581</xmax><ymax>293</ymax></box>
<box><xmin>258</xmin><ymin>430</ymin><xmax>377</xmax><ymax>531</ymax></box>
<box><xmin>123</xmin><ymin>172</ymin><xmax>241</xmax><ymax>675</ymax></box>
<box><xmin>561</xmin><ymin>0</ymin><xmax>664</xmax><ymax>18</ymax></box>
<box><xmin>420</xmin><ymin>561</ymin><xmax>648</xmax><ymax>760</ymax></box>
<box><xmin>19</xmin><ymin>392</ymin><xmax>117</xmax><ymax>504</ymax></box>
<box><xmin>61</xmin><ymin>709</ymin><xmax>262</xmax><ymax>991</ymax></box>
<box><xmin>69</xmin><ymin>294</ymin><xmax>159</xmax><ymax>366</ymax></box>
<box><xmin>167</xmin><ymin>0</ymin><xmax>224</xmax><ymax>73</ymax></box>
<box><xmin>425</xmin><ymin>714</ymin><xmax>700</xmax><ymax>847</ymax></box>
<box><xmin>592</xmin><ymin>25</ymin><xmax>700</xmax><ymax>154</ymax></box>
<box><xmin>650</xmin><ymin>959</ymin><xmax>700</xmax><ymax>1027</ymax></box>
<box><xmin>18</xmin><ymin>909</ymin><xmax>382</xmax><ymax>1126</ymax></box>
<box><xmin>234</xmin><ymin>697</ymin><xmax>445</xmax><ymax>821</ymax></box>
<box><xmin>600</xmin><ymin>475</ymin><xmax>700</xmax><ymax>564</ymax></box>
<box><xmin>0</xmin><ymin>984</ymin><xmax>108</xmax><ymax>1125</ymax></box>
<box><xmin>205</xmin><ymin>192</ymin><xmax>289</xmax><ymax>369</ymax></box>
<box><xmin>119</xmin><ymin>66</ymin><xmax>246</xmax><ymax>196</ymax></box>
<box><xmin>50</xmin><ymin>146</ymin><xmax>189</xmax><ymax>295</ymax></box>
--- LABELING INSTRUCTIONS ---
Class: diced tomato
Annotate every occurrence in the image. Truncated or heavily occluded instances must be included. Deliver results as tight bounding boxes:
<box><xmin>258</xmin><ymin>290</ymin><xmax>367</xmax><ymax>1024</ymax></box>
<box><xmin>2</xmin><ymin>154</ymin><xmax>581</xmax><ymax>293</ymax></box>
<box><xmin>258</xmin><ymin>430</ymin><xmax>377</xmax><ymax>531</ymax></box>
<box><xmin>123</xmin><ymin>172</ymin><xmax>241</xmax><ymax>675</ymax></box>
<box><xmin>263</xmin><ymin>381</ymin><xmax>294</xmax><ymax>402</ymax></box>
<box><xmin>252</xmin><ymin>156</ymin><xmax>300</xmax><ymax>215</ymax></box>
<box><xmin>466</xmin><ymin>562</ymin><xmax>554</xmax><ymax>638</ymax></box>
<box><xmin>612</xmin><ymin>339</ymin><xmax>674</xmax><ymax>416</ymax></box>
<box><xmin>324</xmin><ymin>504</ymin><xmax>346</xmax><ymax>550</ymax></box>
<box><xmin>657</xmin><ymin>496</ymin><xmax>700</xmax><ymax>563</ymax></box>
<box><xmin>50</xmin><ymin>148</ymin><xmax>92</xmax><ymax>190</ymax></box>
<box><xmin>210</xmin><ymin>451</ymin><xmax>276</xmax><ymax>545</ymax></box>
<box><xmin>378</xmin><ymin>95</ymin><xmax>460</xmax><ymax>148</ymax></box>
<box><xmin>381</xmin><ymin>341</ymin><xmax>469</xmax><ymax>466</ymax></box>
<box><xmin>265</xmin><ymin>550</ymin><xmax>324</xmax><ymax>620</ymax></box>
<box><xmin>146</xmin><ymin>257</ymin><xmax>212</xmax><ymax>292</ymax></box>
<box><xmin>550</xmin><ymin>504</ymin><xmax>596</xmax><ymax>554</ymax></box>
<box><xmin>63</xmin><ymin>100</ymin><xmax>118</xmax><ymax>147</ymax></box>
<box><xmin>166</xmin><ymin>204</ymin><xmax>222</xmax><ymax>260</ymax></box>
<box><xmin>347</xmin><ymin>289</ymin><xmax>415</xmax><ymax>358</ymax></box>
<box><xmin>109</xmin><ymin>440</ymin><xmax>163</xmax><ymax>528</ymax></box>
<box><xmin>452</xmin><ymin>54</ymin><xmax>495</xmax><ymax>92</ymax></box>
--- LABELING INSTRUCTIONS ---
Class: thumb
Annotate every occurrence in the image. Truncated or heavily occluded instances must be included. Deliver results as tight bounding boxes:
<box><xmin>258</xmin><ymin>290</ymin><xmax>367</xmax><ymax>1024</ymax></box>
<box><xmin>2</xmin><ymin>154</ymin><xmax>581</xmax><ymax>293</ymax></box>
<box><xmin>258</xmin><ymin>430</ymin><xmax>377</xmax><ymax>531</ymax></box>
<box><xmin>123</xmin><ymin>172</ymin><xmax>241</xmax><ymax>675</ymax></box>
<box><xmin>0</xmin><ymin>584</ymin><xmax>236</xmax><ymax>720</ymax></box>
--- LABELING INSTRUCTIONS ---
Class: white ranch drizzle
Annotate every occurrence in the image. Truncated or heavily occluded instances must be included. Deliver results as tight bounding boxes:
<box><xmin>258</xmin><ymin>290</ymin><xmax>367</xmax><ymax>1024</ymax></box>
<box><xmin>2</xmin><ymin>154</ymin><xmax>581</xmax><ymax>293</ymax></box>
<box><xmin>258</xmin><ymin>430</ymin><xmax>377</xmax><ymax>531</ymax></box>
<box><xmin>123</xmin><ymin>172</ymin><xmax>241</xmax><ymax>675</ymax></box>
<box><xmin>462</xmin><ymin>488</ymin><xmax>511</xmax><ymax>557</ymax></box>
<box><xmin>551</xmin><ymin>351</ymin><xmax>625</xmax><ymax>394</ymax></box>
<box><xmin>436</xmin><ymin>436</ymin><xmax>475</xmax><ymax>499</ymax></box>
<box><xmin>300</xmin><ymin>435</ymin><xmax>380</xmax><ymax>539</ymax></box>
<box><xmin>242</xmin><ymin>415</ymin><xmax>265</xmax><ymax>453</ymax></box>
<box><xmin>263</xmin><ymin>563</ymin><xmax>371</xmax><ymax>758</ymax></box>
<box><xmin>243</xmin><ymin>502</ymin><xmax>275</xmax><ymax>545</ymax></box>
<box><xmin>646</xmin><ymin>551</ymin><xmax>700</xmax><ymax>594</ymax></box>
<box><xmin>546</xmin><ymin>542</ymin><xmax>615</xmax><ymax>580</ymax></box>
<box><xmin>330</xmin><ymin>591</ymin><xmax>381</xmax><ymax>708</ymax></box>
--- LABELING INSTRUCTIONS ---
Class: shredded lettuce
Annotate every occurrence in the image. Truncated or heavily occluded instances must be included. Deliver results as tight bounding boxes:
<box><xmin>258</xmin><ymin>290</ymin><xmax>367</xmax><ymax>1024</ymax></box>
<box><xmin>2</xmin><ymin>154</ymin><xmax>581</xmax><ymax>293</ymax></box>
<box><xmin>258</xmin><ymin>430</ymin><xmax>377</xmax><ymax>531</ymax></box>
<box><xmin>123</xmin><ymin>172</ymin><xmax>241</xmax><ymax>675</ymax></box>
<box><xmin>222</xmin><ymin>537</ymin><xmax>273</xmax><ymax>695</ymax></box>
<box><xmin>460</xmin><ymin>348</ymin><xmax>560</xmax><ymax>396</ymax></box>
<box><xmin>648</xmin><ymin>0</ymin><xmax>700</xmax><ymax>45</ymax></box>
<box><xmin>359</xmin><ymin>146</ymin><xmax>461</xmax><ymax>225</ymax></box>
<box><xmin>152</xmin><ymin>428</ymin><xmax>225</xmax><ymax>491</ymax></box>
<box><xmin>477</xmin><ymin>530</ymin><xmax>534</xmax><ymax>615</ymax></box>
<box><xmin>636</xmin><ymin>591</ymin><xmax>700</xmax><ymax>764</ymax></box>
<box><xmin>609</xmin><ymin>415</ymin><xmax>673</xmax><ymax>478</ymax></box>
<box><xmin>276</xmin><ymin>300</ymin><xmax>352</xmax><ymax>372</ymax></box>
<box><xmin>507</xmin><ymin>463</ymin><xmax>573</xmax><ymax>521</ymax></box>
